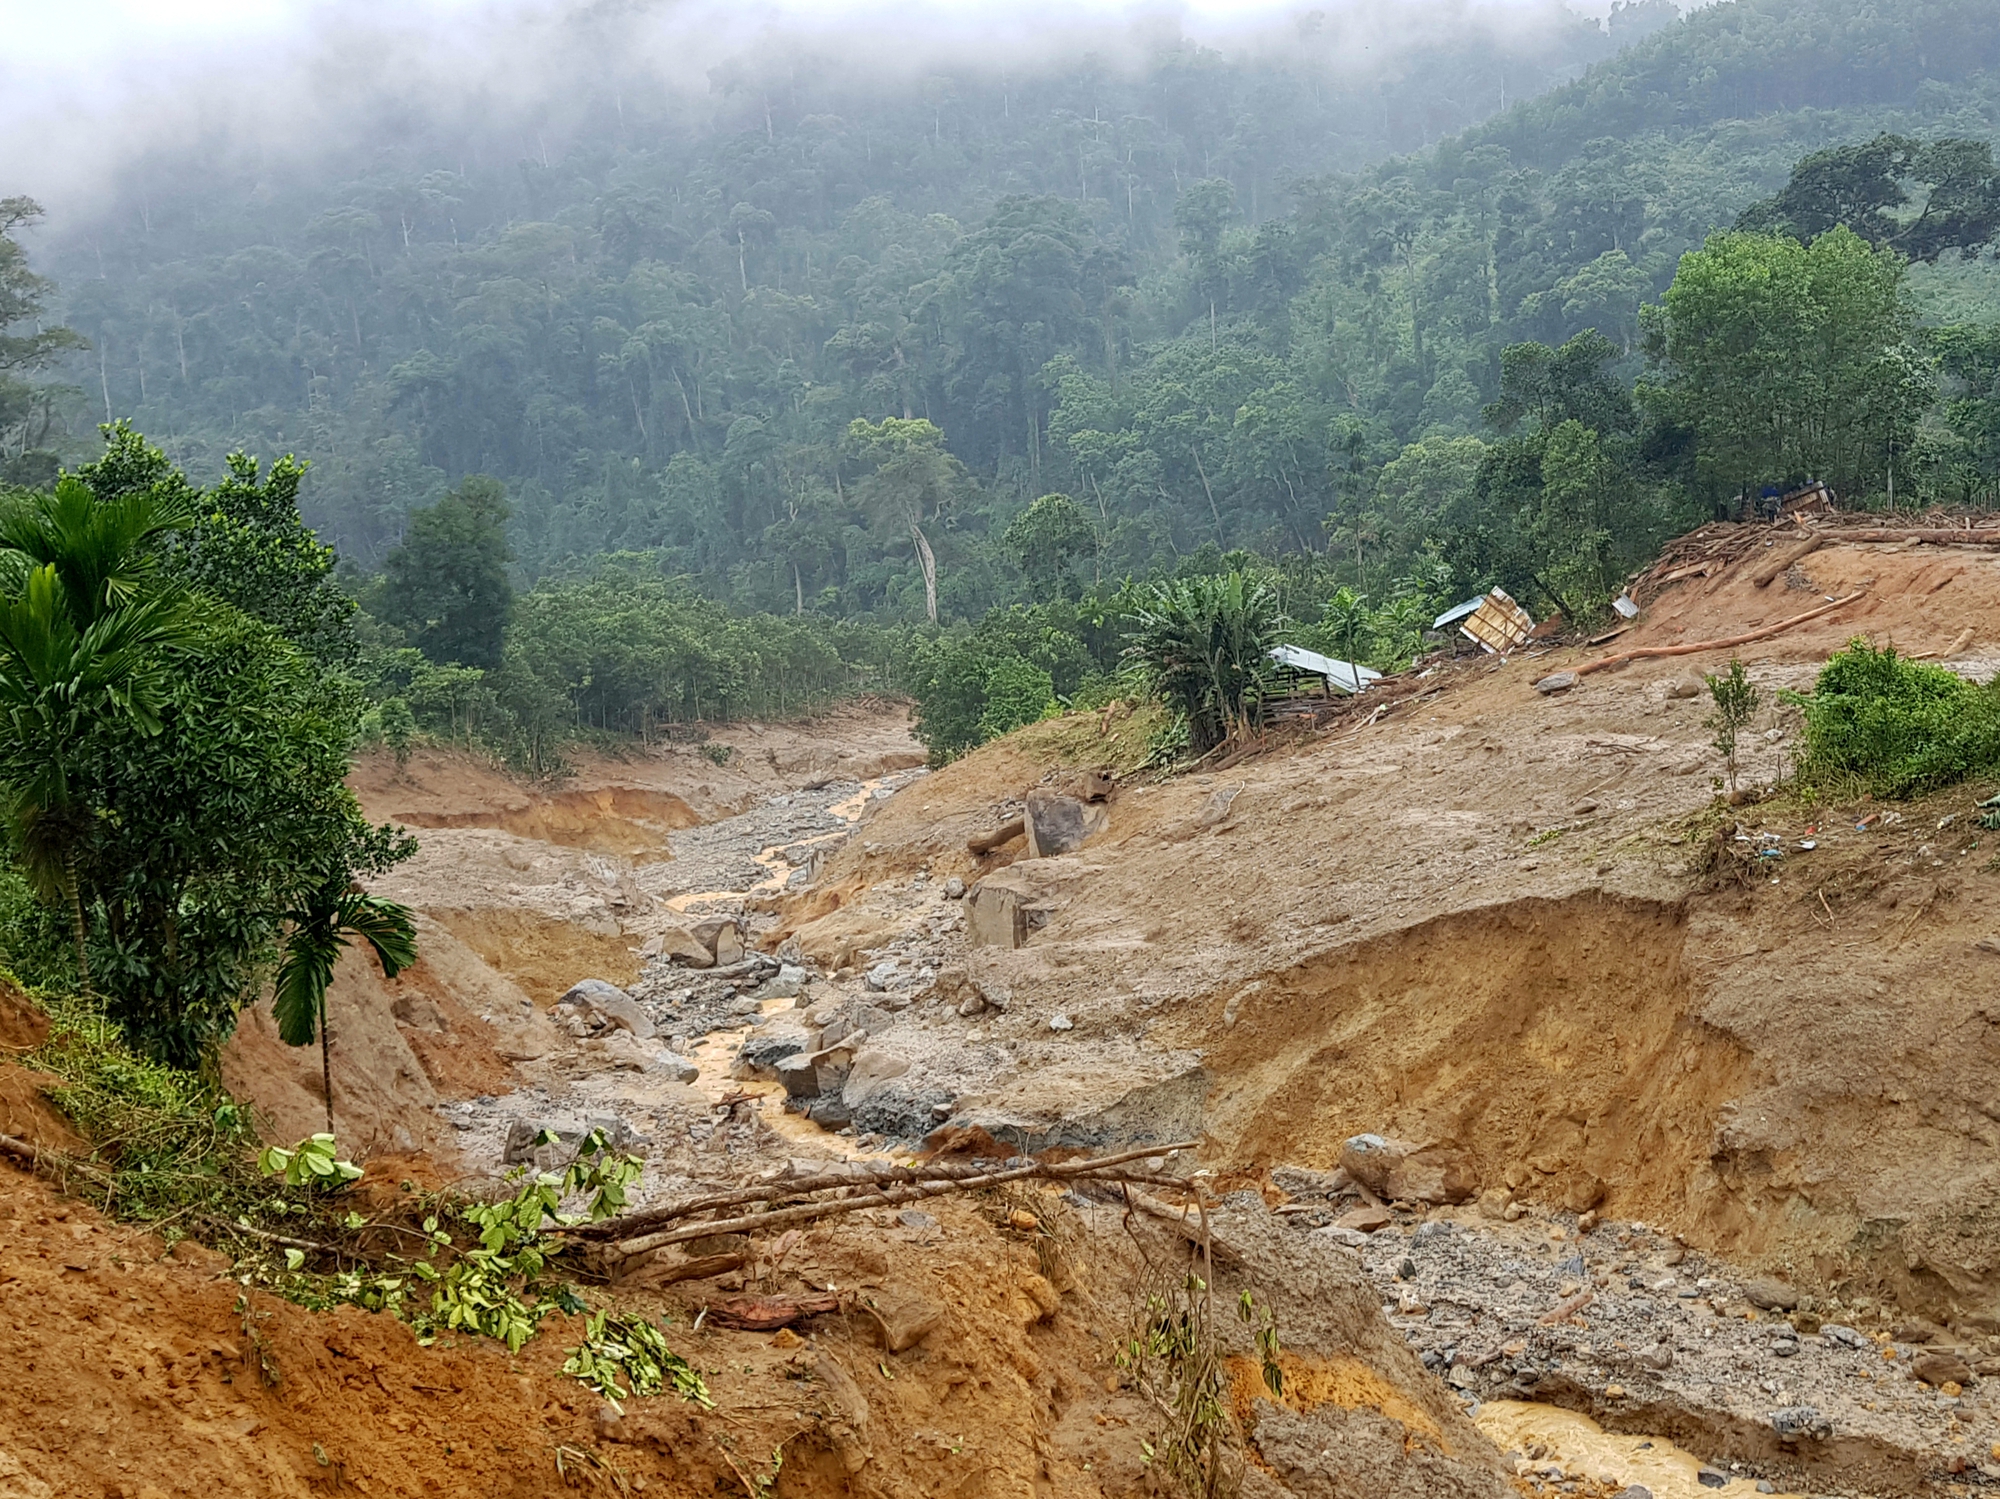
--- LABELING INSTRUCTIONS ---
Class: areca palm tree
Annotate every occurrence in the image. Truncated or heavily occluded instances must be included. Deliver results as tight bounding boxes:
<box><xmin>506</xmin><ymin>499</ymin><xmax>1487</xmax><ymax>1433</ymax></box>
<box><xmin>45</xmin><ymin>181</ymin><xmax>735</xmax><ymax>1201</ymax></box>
<box><xmin>0</xmin><ymin>477</ymin><xmax>192</xmax><ymax>983</ymax></box>
<box><xmin>274</xmin><ymin>887</ymin><xmax>417</xmax><ymax>1134</ymax></box>
<box><xmin>1125</xmin><ymin>572</ymin><xmax>1283</xmax><ymax>755</ymax></box>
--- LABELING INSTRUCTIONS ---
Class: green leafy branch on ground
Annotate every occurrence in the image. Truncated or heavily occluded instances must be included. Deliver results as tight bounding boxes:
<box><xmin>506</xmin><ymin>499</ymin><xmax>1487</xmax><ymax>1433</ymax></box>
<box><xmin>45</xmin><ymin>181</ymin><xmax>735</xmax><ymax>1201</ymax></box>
<box><xmin>19</xmin><ymin>987</ymin><xmax>702</xmax><ymax>1403</ymax></box>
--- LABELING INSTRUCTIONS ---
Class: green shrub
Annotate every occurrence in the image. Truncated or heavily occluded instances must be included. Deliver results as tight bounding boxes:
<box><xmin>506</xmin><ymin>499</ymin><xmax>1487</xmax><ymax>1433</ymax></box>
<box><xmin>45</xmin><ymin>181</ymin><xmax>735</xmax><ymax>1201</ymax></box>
<box><xmin>1124</xmin><ymin>572</ymin><xmax>1282</xmax><ymax>755</ymax></box>
<box><xmin>976</xmin><ymin>657</ymin><xmax>1057</xmax><ymax>741</ymax></box>
<box><xmin>1791</xmin><ymin>640</ymin><xmax>2000</xmax><ymax>798</ymax></box>
<box><xmin>29</xmin><ymin>986</ymin><xmax>264</xmax><ymax>1225</ymax></box>
<box><xmin>906</xmin><ymin>606</ymin><xmax>1090</xmax><ymax>763</ymax></box>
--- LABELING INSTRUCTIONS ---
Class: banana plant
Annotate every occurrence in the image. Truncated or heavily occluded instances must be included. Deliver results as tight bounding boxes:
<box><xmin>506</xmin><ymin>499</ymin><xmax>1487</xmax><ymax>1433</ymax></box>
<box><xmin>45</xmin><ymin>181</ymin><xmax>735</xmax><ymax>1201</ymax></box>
<box><xmin>274</xmin><ymin>887</ymin><xmax>418</xmax><ymax>1133</ymax></box>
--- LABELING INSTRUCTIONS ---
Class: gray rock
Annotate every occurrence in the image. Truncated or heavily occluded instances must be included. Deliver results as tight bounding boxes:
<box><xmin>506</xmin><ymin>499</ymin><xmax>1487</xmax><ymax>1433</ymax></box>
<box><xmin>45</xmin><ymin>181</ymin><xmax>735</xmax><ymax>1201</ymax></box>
<box><xmin>658</xmin><ymin>1055</ymin><xmax>699</xmax><ymax>1085</ymax></box>
<box><xmin>1767</xmin><ymin>1405</ymin><xmax>1831</xmax><ymax>1440</ymax></box>
<box><xmin>502</xmin><ymin>1115</ymin><xmax>634</xmax><ymax>1166</ymax></box>
<box><xmin>1272</xmin><ymin>1165</ymin><xmax>1351</xmax><ymax>1199</ymax></box>
<box><xmin>966</xmin><ymin>879</ymin><xmax>1027</xmax><ymax>949</ymax></box>
<box><xmin>897</xmin><ymin>1209</ymin><xmax>938</xmax><ymax>1231</ymax></box>
<box><xmin>559</xmin><ymin>979</ymin><xmax>656</xmax><ymax>1040</ymax></box>
<box><xmin>1311</xmin><ymin>1225</ymin><xmax>1373</xmax><ymax>1249</ymax></box>
<box><xmin>843</xmin><ymin>1048</ymin><xmax>914</xmax><ymax>1107</ymax></box>
<box><xmin>759</xmin><ymin>964</ymin><xmax>808</xmax><ymax>1000</ymax></box>
<box><xmin>1024</xmin><ymin>790</ymin><xmax>1108</xmax><ymax>857</ymax></box>
<box><xmin>1534</xmin><ymin>671</ymin><xmax>1577</xmax><ymax>695</ymax></box>
<box><xmin>1048</xmin><ymin>1012</ymin><xmax>1074</xmax><ymax>1031</ymax></box>
<box><xmin>776</xmin><ymin>1053</ymin><xmax>822</xmax><ymax>1100</ymax></box>
<box><xmin>957</xmin><ymin>994</ymin><xmax>987</xmax><ymax>1018</ymax></box>
<box><xmin>1613</xmin><ymin>1488</ymin><xmax>1654</xmax><ymax>1499</ymax></box>
<box><xmin>865</xmin><ymin>960</ymin><xmax>900</xmax><ymax>991</ymax></box>
<box><xmin>943</xmin><ymin>877</ymin><xmax>966</xmax><ymax>899</ymax></box>
<box><xmin>1667</xmin><ymin>677</ymin><xmax>1703</xmax><ymax>699</ymax></box>
<box><xmin>1771</xmin><ymin>1339</ymin><xmax>1798</xmax><ymax>1358</ymax></box>
<box><xmin>1821</xmin><ymin>1324</ymin><xmax>1867</xmax><ymax>1349</ymax></box>
<box><xmin>805</xmin><ymin>1095</ymin><xmax>853</xmax><ymax>1129</ymax></box>
<box><xmin>737</xmin><ymin>1021</ymin><xmax>810</xmax><ymax>1077</ymax></box>
<box><xmin>1742</xmin><ymin>1277</ymin><xmax>1800</xmax><ymax>1311</ymax></box>
<box><xmin>1339</xmin><ymin>1132</ymin><xmax>1415</xmax><ymax>1193</ymax></box>
<box><xmin>1696</xmin><ymin>1468</ymin><xmax>1728</xmax><ymax>1489</ymax></box>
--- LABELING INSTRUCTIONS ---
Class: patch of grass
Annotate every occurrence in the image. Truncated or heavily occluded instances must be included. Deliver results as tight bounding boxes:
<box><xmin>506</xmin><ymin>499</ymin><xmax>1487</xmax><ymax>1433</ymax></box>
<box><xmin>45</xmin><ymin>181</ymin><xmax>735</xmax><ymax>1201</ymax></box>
<box><xmin>1007</xmin><ymin>699</ymin><xmax>1168</xmax><ymax>778</ymax></box>
<box><xmin>29</xmin><ymin>987</ymin><xmax>267</xmax><ymax>1231</ymax></box>
<box><xmin>1790</xmin><ymin>640</ymin><xmax>2000</xmax><ymax>800</ymax></box>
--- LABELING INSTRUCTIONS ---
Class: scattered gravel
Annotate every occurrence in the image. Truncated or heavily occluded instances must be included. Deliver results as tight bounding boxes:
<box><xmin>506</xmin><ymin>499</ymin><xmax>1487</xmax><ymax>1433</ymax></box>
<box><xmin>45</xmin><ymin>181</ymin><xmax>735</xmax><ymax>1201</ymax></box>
<box><xmin>1282</xmin><ymin>1203</ymin><xmax>2000</xmax><ymax>1494</ymax></box>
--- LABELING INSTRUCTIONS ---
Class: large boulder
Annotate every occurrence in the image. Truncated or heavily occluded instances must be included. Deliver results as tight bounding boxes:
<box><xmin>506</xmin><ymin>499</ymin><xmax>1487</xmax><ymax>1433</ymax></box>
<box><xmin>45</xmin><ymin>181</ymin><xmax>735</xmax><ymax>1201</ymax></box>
<box><xmin>843</xmin><ymin>1048</ymin><xmax>914</xmax><ymax>1108</ymax></box>
<box><xmin>1023</xmin><ymin>791</ymin><xmax>1108</xmax><ymax>858</ymax></box>
<box><xmin>966</xmin><ymin>881</ymin><xmax>1026</xmax><ymax>949</ymax></box>
<box><xmin>659</xmin><ymin>925</ymin><xmax>715</xmax><ymax>967</ymax></box>
<box><xmin>736</xmin><ymin>1018</ymin><xmax>813</xmax><ymax>1080</ymax></box>
<box><xmin>559</xmin><ymin>979</ymin><xmax>656</xmax><ymax>1040</ymax></box>
<box><xmin>692</xmin><ymin>917</ymin><xmax>746</xmax><ymax>965</ymax></box>
<box><xmin>1338</xmin><ymin>1133</ymin><xmax>1476</xmax><ymax>1205</ymax></box>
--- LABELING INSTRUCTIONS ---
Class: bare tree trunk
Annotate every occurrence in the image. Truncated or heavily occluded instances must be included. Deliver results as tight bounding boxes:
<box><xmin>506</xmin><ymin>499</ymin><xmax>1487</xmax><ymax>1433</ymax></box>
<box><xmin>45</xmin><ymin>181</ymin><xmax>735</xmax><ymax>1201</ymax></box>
<box><xmin>911</xmin><ymin>523</ymin><xmax>939</xmax><ymax>624</ymax></box>
<box><xmin>321</xmin><ymin>1008</ymin><xmax>335</xmax><ymax>1136</ymax></box>
<box><xmin>65</xmin><ymin>852</ymin><xmax>91</xmax><ymax>993</ymax></box>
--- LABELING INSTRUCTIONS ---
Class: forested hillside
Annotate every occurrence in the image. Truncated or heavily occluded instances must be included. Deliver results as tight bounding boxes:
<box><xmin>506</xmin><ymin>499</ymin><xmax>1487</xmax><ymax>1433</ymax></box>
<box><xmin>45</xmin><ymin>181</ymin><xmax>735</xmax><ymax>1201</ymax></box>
<box><xmin>9</xmin><ymin>0</ymin><xmax>2000</xmax><ymax>766</ymax></box>
<box><xmin>20</xmin><ymin>0</ymin><xmax>1666</xmax><ymax>600</ymax></box>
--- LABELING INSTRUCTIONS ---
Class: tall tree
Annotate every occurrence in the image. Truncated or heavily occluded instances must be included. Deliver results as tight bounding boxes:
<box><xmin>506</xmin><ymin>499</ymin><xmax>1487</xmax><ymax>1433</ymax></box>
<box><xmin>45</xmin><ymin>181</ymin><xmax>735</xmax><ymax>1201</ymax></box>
<box><xmin>1641</xmin><ymin>227</ymin><xmax>1933</xmax><ymax>505</ymax></box>
<box><xmin>1737</xmin><ymin>134</ymin><xmax>2000</xmax><ymax>263</ymax></box>
<box><xmin>0</xmin><ymin>199</ymin><xmax>85</xmax><ymax>489</ymax></box>
<box><xmin>378</xmin><ymin>476</ymin><xmax>514</xmax><ymax>669</ymax></box>
<box><xmin>842</xmin><ymin>419</ymin><xmax>976</xmax><ymax>624</ymax></box>
<box><xmin>0</xmin><ymin>477</ymin><xmax>192</xmax><ymax>983</ymax></box>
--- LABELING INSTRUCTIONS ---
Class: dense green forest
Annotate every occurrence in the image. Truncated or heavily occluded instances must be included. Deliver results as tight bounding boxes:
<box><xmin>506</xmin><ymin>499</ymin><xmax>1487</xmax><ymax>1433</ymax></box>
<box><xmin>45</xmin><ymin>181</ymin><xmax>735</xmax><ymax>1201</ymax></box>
<box><xmin>15</xmin><ymin>0</ymin><xmax>1676</xmax><ymax>592</ymax></box>
<box><xmin>9</xmin><ymin>0</ymin><xmax>2000</xmax><ymax>773</ymax></box>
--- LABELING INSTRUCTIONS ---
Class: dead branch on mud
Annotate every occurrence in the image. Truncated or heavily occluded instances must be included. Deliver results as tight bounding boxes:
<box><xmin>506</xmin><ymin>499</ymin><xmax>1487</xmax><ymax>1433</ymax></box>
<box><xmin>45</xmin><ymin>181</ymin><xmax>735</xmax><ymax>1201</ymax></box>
<box><xmin>1574</xmin><ymin>590</ymin><xmax>1867</xmax><ymax>676</ymax></box>
<box><xmin>573</xmin><ymin>1142</ymin><xmax>1201</xmax><ymax>1260</ymax></box>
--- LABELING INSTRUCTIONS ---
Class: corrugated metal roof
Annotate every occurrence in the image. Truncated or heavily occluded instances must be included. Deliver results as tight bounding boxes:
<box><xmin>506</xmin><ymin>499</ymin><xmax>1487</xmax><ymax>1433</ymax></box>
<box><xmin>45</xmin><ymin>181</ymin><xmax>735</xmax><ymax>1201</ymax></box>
<box><xmin>1268</xmin><ymin>644</ymin><xmax>1382</xmax><ymax>694</ymax></box>
<box><xmin>1433</xmin><ymin>595</ymin><xmax>1486</xmax><ymax>630</ymax></box>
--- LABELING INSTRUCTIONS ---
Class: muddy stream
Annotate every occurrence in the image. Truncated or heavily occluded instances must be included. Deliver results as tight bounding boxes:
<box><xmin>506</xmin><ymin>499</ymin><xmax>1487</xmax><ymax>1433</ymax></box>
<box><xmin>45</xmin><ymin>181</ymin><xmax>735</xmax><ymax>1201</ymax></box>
<box><xmin>673</xmin><ymin>775</ymin><xmax>894</xmax><ymax>1155</ymax></box>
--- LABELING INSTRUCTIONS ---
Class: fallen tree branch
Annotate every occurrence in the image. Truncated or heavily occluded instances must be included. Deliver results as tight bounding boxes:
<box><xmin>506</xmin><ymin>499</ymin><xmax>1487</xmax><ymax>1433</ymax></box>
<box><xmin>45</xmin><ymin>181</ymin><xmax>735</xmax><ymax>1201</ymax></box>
<box><xmin>565</xmin><ymin>1140</ymin><xmax>1200</xmax><ymax>1244</ymax></box>
<box><xmin>598</xmin><ymin>1150</ymin><xmax>1201</xmax><ymax>1260</ymax></box>
<box><xmin>967</xmin><ymin>818</ymin><xmax>1025</xmax><ymax>855</ymax></box>
<box><xmin>1750</xmin><ymin>534</ymin><xmax>1825</xmax><ymax>587</ymax></box>
<box><xmin>200</xmin><ymin>1216</ymin><xmax>337</xmax><ymax>1254</ymax></box>
<box><xmin>1574</xmin><ymin>591</ymin><xmax>1866</xmax><ymax>677</ymax></box>
<box><xmin>0</xmin><ymin>1132</ymin><xmax>37</xmax><ymax>1167</ymax></box>
<box><xmin>1539</xmin><ymin>1289</ymin><xmax>1596</xmax><ymax>1325</ymax></box>
<box><xmin>1822</xmin><ymin>529</ymin><xmax>2000</xmax><ymax>546</ymax></box>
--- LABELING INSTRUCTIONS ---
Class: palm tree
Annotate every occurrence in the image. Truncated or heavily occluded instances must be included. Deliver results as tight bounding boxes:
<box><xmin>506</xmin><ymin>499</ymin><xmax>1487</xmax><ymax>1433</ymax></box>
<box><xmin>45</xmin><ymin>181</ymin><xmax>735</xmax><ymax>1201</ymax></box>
<box><xmin>1125</xmin><ymin>572</ymin><xmax>1282</xmax><ymax>755</ymax></box>
<box><xmin>0</xmin><ymin>477</ymin><xmax>192</xmax><ymax>983</ymax></box>
<box><xmin>274</xmin><ymin>887</ymin><xmax>418</xmax><ymax>1134</ymax></box>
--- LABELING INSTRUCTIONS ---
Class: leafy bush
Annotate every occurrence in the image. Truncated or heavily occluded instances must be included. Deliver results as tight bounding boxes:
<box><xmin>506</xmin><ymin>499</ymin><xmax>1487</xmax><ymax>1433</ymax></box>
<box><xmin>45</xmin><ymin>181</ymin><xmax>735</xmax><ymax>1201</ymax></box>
<box><xmin>976</xmin><ymin>657</ymin><xmax>1057</xmax><ymax>741</ymax></box>
<box><xmin>30</xmin><ymin>986</ymin><xmax>265</xmax><ymax>1225</ymax></box>
<box><xmin>1124</xmin><ymin>572</ymin><xmax>1282</xmax><ymax>755</ymax></box>
<box><xmin>1791</xmin><ymin>640</ymin><xmax>2000</xmax><ymax>797</ymax></box>
<box><xmin>906</xmin><ymin>606</ymin><xmax>1090</xmax><ymax>763</ymax></box>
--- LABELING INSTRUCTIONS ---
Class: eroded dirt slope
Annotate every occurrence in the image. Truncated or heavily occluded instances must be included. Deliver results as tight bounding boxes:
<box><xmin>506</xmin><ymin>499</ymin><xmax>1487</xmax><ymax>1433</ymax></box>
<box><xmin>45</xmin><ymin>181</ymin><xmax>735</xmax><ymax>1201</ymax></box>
<box><xmin>773</xmin><ymin>535</ymin><xmax>2000</xmax><ymax>1319</ymax></box>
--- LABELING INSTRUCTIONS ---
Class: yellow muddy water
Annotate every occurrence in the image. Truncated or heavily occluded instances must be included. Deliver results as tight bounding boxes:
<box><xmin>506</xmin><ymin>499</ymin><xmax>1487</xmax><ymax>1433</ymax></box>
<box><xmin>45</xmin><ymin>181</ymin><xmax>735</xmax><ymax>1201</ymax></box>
<box><xmin>676</xmin><ymin>775</ymin><xmax>898</xmax><ymax>1153</ymax></box>
<box><xmin>1474</xmin><ymin>1401</ymin><xmax>1807</xmax><ymax>1498</ymax></box>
